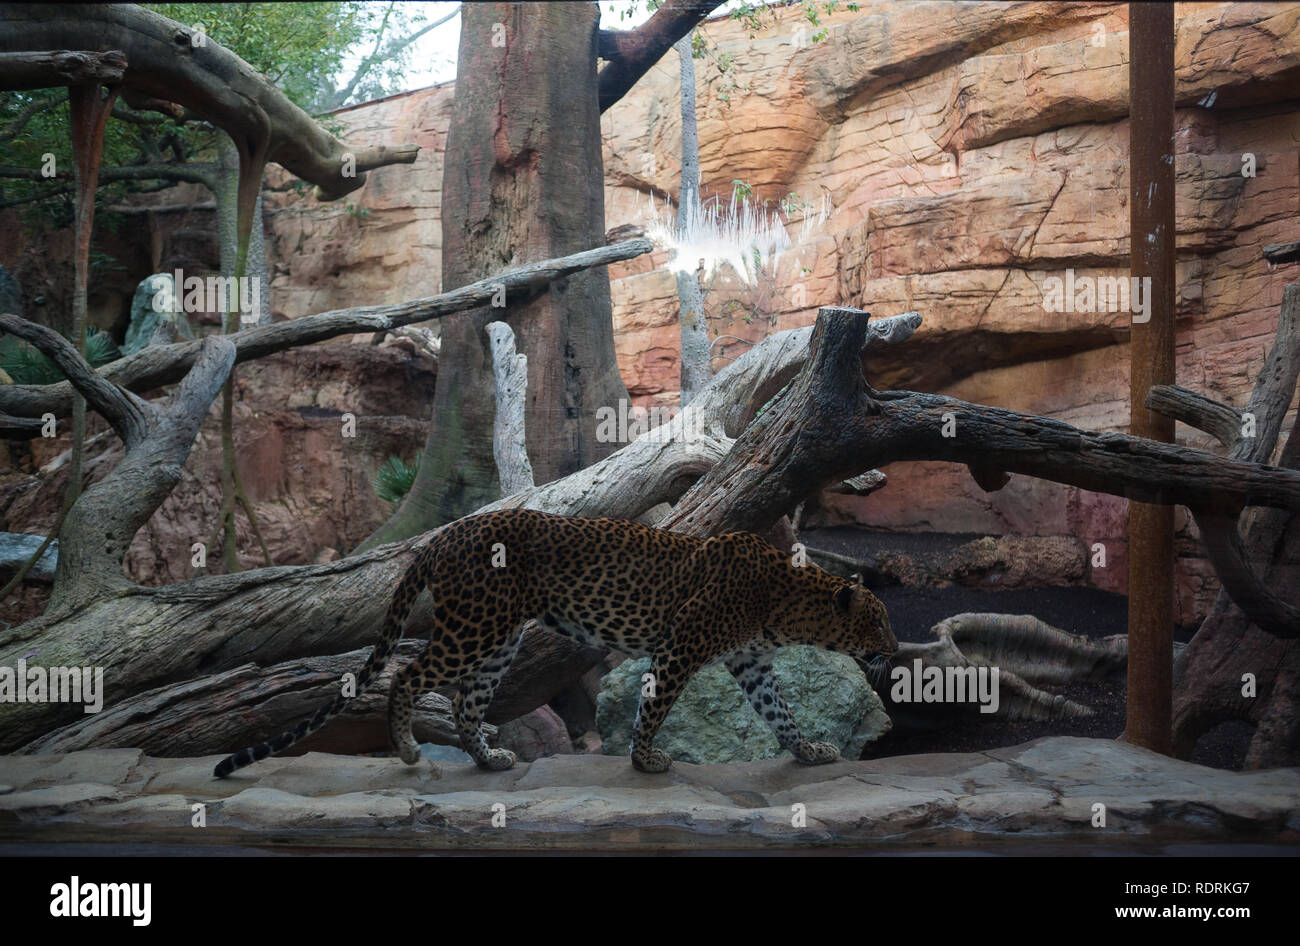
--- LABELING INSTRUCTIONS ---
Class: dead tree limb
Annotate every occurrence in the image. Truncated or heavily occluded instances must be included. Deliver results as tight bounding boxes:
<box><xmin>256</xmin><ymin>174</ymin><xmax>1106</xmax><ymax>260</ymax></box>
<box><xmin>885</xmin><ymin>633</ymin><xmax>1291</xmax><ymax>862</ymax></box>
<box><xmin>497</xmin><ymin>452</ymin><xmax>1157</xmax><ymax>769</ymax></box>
<box><xmin>0</xmin><ymin>314</ymin><xmax>234</xmax><ymax>608</ymax></box>
<box><xmin>1147</xmin><ymin>283</ymin><xmax>1300</xmax><ymax>637</ymax></box>
<box><xmin>1145</xmin><ymin>384</ymin><xmax>1244</xmax><ymax>451</ymax></box>
<box><xmin>0</xmin><ymin>49</ymin><xmax>126</xmax><ymax>89</ymax></box>
<box><xmin>1194</xmin><ymin>509</ymin><xmax>1299</xmax><ymax>638</ymax></box>
<box><xmin>485</xmin><ymin>321</ymin><xmax>535</xmax><ymax>495</ymax></box>
<box><xmin>661</xmin><ymin>308</ymin><xmax>1300</xmax><ymax>543</ymax></box>
<box><xmin>1144</xmin><ymin>272</ymin><xmax>1300</xmax><ymax>764</ymax></box>
<box><xmin>596</xmin><ymin>0</ymin><xmax>721</xmax><ymax>112</ymax></box>
<box><xmin>0</xmin><ymin>238</ymin><xmax>655</xmax><ymax>424</ymax></box>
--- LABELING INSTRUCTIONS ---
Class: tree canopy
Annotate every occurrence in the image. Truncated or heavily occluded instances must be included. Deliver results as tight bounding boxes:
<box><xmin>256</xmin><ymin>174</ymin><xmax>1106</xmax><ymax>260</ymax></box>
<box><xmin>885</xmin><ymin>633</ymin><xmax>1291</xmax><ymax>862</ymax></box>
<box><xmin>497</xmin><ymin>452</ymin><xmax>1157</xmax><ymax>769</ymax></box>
<box><xmin>0</xmin><ymin>2</ymin><xmax>454</xmax><ymax>223</ymax></box>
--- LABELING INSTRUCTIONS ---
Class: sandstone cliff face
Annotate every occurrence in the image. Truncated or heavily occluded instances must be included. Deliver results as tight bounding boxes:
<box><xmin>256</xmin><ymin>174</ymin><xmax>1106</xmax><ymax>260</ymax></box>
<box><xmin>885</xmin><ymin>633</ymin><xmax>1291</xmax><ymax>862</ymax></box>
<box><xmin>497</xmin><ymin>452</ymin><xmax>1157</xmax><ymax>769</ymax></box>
<box><xmin>1</xmin><ymin>343</ymin><xmax>435</xmax><ymax>609</ymax></box>
<box><xmin>257</xmin><ymin>2</ymin><xmax>1299</xmax><ymax>625</ymax></box>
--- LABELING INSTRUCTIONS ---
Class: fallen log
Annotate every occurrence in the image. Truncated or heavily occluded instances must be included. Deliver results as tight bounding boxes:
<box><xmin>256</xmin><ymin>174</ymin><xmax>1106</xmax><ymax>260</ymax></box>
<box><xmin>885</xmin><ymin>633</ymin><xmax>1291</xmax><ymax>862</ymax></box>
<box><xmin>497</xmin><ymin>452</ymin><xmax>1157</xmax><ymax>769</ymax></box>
<box><xmin>19</xmin><ymin>640</ymin><xmax>493</xmax><ymax>756</ymax></box>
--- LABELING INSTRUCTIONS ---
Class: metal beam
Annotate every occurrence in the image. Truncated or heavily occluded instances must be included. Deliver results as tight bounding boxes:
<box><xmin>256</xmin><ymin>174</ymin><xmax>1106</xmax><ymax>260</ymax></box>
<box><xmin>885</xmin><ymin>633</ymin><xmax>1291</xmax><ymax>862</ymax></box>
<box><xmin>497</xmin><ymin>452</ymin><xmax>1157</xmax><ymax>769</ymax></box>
<box><xmin>1126</xmin><ymin>2</ymin><xmax>1177</xmax><ymax>755</ymax></box>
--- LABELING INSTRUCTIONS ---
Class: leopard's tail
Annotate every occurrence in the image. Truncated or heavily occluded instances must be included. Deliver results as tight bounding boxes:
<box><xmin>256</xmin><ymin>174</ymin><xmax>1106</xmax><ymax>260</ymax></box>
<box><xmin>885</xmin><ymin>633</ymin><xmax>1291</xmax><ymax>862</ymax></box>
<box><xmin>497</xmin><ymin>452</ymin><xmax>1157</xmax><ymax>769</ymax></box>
<box><xmin>212</xmin><ymin>548</ymin><xmax>431</xmax><ymax>778</ymax></box>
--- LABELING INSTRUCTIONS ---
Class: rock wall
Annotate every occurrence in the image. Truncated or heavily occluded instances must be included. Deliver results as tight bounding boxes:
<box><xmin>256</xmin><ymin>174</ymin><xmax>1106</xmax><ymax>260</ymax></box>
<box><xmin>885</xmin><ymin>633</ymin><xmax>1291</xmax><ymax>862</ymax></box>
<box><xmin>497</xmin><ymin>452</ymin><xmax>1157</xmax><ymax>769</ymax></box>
<box><xmin>0</xmin><ymin>342</ymin><xmax>435</xmax><ymax>612</ymax></box>
<box><xmin>259</xmin><ymin>2</ymin><xmax>1300</xmax><ymax>626</ymax></box>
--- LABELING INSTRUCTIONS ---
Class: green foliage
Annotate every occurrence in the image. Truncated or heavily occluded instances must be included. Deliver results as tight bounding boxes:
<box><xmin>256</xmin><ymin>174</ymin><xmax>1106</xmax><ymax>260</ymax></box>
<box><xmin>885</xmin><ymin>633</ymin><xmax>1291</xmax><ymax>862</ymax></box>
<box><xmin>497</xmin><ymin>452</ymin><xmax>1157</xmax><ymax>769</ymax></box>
<box><xmin>0</xmin><ymin>327</ymin><xmax>121</xmax><ymax>385</ymax></box>
<box><xmin>147</xmin><ymin>3</ymin><xmax>373</xmax><ymax>112</ymax></box>
<box><xmin>0</xmin><ymin>2</ymin><xmax>441</xmax><ymax>221</ymax></box>
<box><xmin>88</xmin><ymin>249</ymin><xmax>126</xmax><ymax>274</ymax></box>
<box><xmin>374</xmin><ymin>454</ymin><xmax>420</xmax><ymax>503</ymax></box>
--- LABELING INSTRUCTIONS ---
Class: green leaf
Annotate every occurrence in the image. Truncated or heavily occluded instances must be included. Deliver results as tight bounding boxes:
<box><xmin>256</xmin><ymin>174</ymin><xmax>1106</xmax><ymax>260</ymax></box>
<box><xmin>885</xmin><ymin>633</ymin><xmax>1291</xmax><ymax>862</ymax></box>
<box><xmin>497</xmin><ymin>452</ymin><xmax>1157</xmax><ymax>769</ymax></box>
<box><xmin>374</xmin><ymin>453</ymin><xmax>420</xmax><ymax>503</ymax></box>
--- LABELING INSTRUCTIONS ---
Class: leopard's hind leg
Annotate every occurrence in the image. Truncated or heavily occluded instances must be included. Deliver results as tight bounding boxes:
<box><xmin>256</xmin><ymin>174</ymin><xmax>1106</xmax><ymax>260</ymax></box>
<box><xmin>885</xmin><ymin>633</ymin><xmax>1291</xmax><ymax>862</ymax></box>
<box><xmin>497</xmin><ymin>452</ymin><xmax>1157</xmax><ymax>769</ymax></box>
<box><xmin>454</xmin><ymin>632</ymin><xmax>525</xmax><ymax>770</ymax></box>
<box><xmin>388</xmin><ymin>648</ymin><xmax>449</xmax><ymax>766</ymax></box>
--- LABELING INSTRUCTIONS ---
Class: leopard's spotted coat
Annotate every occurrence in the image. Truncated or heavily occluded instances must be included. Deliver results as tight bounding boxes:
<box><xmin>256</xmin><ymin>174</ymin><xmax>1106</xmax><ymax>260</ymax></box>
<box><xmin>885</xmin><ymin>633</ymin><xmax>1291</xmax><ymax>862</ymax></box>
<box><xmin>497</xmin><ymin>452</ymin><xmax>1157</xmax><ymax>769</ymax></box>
<box><xmin>215</xmin><ymin>508</ymin><xmax>897</xmax><ymax>777</ymax></box>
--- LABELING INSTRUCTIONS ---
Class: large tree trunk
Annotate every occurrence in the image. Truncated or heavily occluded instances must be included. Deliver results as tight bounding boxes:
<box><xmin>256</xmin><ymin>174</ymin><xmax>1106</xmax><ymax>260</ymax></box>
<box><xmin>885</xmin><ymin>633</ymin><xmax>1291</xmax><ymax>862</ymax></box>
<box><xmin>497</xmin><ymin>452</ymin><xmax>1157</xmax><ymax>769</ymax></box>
<box><xmin>362</xmin><ymin>3</ymin><xmax>628</xmax><ymax>545</ymax></box>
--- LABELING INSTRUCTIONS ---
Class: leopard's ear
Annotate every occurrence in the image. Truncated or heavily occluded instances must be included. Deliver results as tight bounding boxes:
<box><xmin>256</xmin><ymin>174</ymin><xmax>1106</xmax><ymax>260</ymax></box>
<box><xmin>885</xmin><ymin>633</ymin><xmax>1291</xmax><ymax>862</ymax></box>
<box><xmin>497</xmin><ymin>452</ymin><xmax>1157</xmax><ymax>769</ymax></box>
<box><xmin>833</xmin><ymin>585</ymin><xmax>854</xmax><ymax>613</ymax></box>
<box><xmin>850</xmin><ymin>572</ymin><xmax>863</xmax><ymax>586</ymax></box>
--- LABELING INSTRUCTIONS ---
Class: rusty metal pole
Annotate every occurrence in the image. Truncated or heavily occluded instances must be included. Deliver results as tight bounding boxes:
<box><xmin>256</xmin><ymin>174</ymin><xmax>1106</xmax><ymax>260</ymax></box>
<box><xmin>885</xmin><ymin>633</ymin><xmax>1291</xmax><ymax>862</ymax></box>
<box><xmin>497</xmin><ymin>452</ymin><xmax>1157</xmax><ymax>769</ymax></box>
<box><xmin>1126</xmin><ymin>2</ymin><xmax>1176</xmax><ymax>755</ymax></box>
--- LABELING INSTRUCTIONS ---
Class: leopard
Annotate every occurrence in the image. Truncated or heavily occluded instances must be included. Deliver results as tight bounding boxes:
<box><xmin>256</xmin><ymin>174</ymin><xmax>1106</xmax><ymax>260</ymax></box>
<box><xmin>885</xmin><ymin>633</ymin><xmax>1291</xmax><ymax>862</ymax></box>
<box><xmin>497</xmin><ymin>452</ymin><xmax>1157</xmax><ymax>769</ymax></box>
<box><xmin>214</xmin><ymin>508</ymin><xmax>897</xmax><ymax>778</ymax></box>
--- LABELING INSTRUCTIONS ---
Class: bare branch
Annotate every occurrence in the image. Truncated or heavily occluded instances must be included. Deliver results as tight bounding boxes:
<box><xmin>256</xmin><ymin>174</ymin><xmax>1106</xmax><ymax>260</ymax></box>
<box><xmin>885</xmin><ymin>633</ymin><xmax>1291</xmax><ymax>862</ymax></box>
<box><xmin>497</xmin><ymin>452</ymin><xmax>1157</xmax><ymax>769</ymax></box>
<box><xmin>330</xmin><ymin>3</ymin><xmax>462</xmax><ymax>111</ymax></box>
<box><xmin>0</xmin><ymin>313</ymin><xmax>149</xmax><ymax>446</ymax></box>
<box><xmin>1145</xmin><ymin>384</ymin><xmax>1243</xmax><ymax>449</ymax></box>
<box><xmin>1193</xmin><ymin>510</ymin><xmax>1300</xmax><ymax>638</ymax></box>
<box><xmin>597</xmin><ymin>1</ymin><xmax>721</xmax><ymax>113</ymax></box>
<box><xmin>1232</xmin><ymin>283</ymin><xmax>1300</xmax><ymax>464</ymax></box>
<box><xmin>0</xmin><ymin>49</ymin><xmax>126</xmax><ymax>90</ymax></box>
<box><xmin>50</xmin><ymin>334</ymin><xmax>235</xmax><ymax>604</ymax></box>
<box><xmin>0</xmin><ymin>238</ymin><xmax>655</xmax><ymax>422</ymax></box>
<box><xmin>663</xmin><ymin>307</ymin><xmax>1300</xmax><ymax>543</ymax></box>
<box><xmin>0</xmin><ymin>161</ymin><xmax>217</xmax><ymax>186</ymax></box>
<box><xmin>0</xmin><ymin>89</ymin><xmax>62</xmax><ymax>142</ymax></box>
<box><xmin>485</xmin><ymin>321</ymin><xmax>535</xmax><ymax>495</ymax></box>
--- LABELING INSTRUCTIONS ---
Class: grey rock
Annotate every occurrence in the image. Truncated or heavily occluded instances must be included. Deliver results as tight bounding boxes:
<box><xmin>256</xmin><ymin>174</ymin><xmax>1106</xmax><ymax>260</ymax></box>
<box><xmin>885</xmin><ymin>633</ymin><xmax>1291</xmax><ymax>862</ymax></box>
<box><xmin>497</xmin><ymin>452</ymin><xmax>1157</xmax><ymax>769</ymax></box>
<box><xmin>0</xmin><ymin>532</ymin><xmax>57</xmax><ymax>581</ymax></box>
<box><xmin>123</xmin><ymin>273</ymin><xmax>195</xmax><ymax>356</ymax></box>
<box><xmin>596</xmin><ymin>645</ymin><xmax>891</xmax><ymax>765</ymax></box>
<box><xmin>419</xmin><ymin>743</ymin><xmax>474</xmax><ymax>764</ymax></box>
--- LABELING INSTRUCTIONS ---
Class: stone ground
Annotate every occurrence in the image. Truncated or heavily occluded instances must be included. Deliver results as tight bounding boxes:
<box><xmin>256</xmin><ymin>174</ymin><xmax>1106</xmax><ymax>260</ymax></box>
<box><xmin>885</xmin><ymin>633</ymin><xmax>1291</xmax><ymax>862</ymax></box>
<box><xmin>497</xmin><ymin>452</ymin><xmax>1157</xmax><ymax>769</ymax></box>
<box><xmin>1</xmin><ymin>737</ymin><xmax>1297</xmax><ymax>853</ymax></box>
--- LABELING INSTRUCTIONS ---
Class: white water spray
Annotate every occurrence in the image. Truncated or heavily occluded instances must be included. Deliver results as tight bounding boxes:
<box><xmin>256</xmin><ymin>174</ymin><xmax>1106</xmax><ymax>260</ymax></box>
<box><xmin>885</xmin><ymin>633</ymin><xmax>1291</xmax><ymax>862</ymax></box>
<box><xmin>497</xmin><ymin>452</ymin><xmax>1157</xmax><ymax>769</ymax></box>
<box><xmin>642</xmin><ymin>190</ymin><xmax>830</xmax><ymax>285</ymax></box>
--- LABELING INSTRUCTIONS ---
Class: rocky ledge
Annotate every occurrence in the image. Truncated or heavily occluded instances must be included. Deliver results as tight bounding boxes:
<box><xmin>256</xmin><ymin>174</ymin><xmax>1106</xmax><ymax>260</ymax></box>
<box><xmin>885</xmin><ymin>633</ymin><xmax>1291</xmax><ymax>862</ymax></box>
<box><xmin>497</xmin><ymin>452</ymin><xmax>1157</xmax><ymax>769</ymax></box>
<box><xmin>1</xmin><ymin>737</ymin><xmax>1297</xmax><ymax>852</ymax></box>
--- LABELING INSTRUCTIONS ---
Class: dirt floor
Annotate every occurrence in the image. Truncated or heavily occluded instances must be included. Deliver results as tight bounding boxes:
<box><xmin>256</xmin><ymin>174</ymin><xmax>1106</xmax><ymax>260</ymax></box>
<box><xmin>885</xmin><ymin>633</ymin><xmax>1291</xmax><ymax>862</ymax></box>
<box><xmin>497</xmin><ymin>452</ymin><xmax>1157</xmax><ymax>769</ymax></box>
<box><xmin>800</xmin><ymin>527</ymin><xmax>1253</xmax><ymax>771</ymax></box>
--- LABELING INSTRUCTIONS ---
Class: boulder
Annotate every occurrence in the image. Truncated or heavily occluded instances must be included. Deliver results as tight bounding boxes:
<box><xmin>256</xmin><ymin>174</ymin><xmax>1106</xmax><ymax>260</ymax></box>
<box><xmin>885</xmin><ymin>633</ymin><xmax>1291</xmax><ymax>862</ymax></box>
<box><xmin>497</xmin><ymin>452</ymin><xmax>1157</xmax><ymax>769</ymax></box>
<box><xmin>123</xmin><ymin>273</ymin><xmax>195</xmax><ymax>356</ymax></box>
<box><xmin>0</xmin><ymin>531</ymin><xmax>57</xmax><ymax>581</ymax></box>
<box><xmin>596</xmin><ymin>645</ymin><xmax>891</xmax><ymax>764</ymax></box>
<box><xmin>493</xmin><ymin>705</ymin><xmax>574</xmax><ymax>761</ymax></box>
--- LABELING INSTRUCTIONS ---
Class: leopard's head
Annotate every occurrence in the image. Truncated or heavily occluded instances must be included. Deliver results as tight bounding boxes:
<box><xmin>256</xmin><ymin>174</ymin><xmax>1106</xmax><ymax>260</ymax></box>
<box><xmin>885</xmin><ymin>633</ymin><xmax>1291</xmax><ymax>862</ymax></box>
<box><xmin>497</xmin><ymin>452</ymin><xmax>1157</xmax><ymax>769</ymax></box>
<box><xmin>828</xmin><ymin>574</ymin><xmax>897</xmax><ymax>684</ymax></box>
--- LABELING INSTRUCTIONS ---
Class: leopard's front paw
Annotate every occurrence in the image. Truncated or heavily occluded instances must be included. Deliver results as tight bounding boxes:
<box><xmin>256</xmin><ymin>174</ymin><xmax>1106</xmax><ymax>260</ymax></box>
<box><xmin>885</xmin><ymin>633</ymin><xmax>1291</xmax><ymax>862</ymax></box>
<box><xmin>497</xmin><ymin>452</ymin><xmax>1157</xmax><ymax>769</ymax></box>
<box><xmin>396</xmin><ymin>740</ymin><xmax>421</xmax><ymax>766</ymax></box>
<box><xmin>793</xmin><ymin>741</ymin><xmax>841</xmax><ymax>765</ymax></box>
<box><xmin>631</xmin><ymin>747</ymin><xmax>672</xmax><ymax>773</ymax></box>
<box><xmin>478</xmin><ymin>748</ymin><xmax>517</xmax><ymax>771</ymax></box>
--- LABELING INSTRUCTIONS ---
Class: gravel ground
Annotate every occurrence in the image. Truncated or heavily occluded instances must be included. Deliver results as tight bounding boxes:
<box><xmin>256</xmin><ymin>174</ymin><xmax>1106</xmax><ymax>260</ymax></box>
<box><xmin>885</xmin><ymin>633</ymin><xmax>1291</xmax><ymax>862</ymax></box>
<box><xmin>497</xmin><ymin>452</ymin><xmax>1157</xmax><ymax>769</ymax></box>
<box><xmin>799</xmin><ymin>528</ymin><xmax>1252</xmax><ymax>771</ymax></box>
